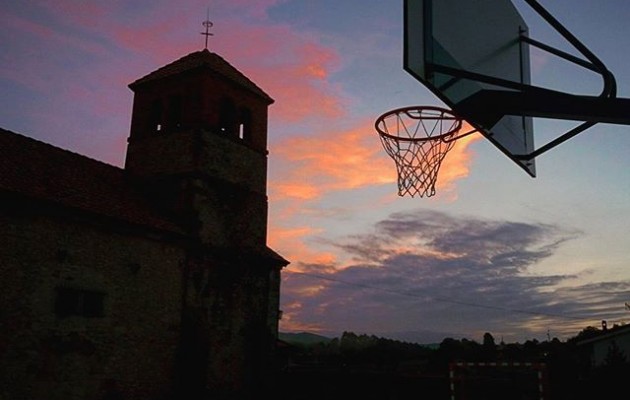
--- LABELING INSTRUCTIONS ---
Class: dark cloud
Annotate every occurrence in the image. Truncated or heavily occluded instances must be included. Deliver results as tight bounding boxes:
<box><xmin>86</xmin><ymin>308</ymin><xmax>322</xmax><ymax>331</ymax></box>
<box><xmin>281</xmin><ymin>209</ymin><xmax>629</xmax><ymax>343</ymax></box>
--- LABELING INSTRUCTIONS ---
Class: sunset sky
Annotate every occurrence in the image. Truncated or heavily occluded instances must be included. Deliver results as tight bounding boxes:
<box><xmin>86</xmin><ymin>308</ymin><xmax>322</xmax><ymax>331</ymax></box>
<box><xmin>2</xmin><ymin>0</ymin><xmax>629</xmax><ymax>344</ymax></box>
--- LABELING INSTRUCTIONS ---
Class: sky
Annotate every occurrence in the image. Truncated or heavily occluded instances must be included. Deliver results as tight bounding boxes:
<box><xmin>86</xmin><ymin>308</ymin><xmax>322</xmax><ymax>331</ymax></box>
<box><xmin>2</xmin><ymin>0</ymin><xmax>629</xmax><ymax>345</ymax></box>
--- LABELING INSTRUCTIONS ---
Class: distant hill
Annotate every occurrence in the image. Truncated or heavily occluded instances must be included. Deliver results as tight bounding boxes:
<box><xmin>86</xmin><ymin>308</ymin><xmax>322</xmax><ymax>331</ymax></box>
<box><xmin>279</xmin><ymin>332</ymin><xmax>334</xmax><ymax>346</ymax></box>
<box><xmin>279</xmin><ymin>331</ymin><xmax>441</xmax><ymax>348</ymax></box>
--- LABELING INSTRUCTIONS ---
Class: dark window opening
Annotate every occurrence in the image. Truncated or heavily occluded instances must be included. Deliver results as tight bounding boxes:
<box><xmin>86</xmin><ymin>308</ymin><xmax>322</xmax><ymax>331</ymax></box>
<box><xmin>150</xmin><ymin>99</ymin><xmax>163</xmax><ymax>133</ymax></box>
<box><xmin>55</xmin><ymin>287</ymin><xmax>105</xmax><ymax>318</ymax></box>
<box><xmin>219</xmin><ymin>98</ymin><xmax>238</xmax><ymax>137</ymax></box>
<box><xmin>169</xmin><ymin>95</ymin><xmax>182</xmax><ymax>130</ymax></box>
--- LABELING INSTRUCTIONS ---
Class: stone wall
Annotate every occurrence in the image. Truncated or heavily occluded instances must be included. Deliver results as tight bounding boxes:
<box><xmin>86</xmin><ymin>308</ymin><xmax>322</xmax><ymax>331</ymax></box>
<box><xmin>0</xmin><ymin>206</ymin><xmax>184</xmax><ymax>400</ymax></box>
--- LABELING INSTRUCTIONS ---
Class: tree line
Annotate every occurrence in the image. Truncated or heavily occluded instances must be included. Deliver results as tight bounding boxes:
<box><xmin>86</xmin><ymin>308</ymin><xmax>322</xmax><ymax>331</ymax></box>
<box><xmin>278</xmin><ymin>325</ymin><xmax>629</xmax><ymax>399</ymax></box>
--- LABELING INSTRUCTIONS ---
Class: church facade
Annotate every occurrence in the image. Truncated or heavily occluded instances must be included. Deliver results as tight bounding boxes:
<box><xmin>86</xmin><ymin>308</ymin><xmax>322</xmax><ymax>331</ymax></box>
<box><xmin>0</xmin><ymin>49</ymin><xmax>288</xmax><ymax>400</ymax></box>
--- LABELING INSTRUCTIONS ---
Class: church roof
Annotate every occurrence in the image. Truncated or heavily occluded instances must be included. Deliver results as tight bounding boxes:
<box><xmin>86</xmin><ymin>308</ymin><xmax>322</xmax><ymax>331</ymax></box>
<box><xmin>128</xmin><ymin>49</ymin><xmax>274</xmax><ymax>103</ymax></box>
<box><xmin>0</xmin><ymin>127</ymin><xmax>288</xmax><ymax>264</ymax></box>
<box><xmin>0</xmin><ymin>128</ymin><xmax>183</xmax><ymax>234</ymax></box>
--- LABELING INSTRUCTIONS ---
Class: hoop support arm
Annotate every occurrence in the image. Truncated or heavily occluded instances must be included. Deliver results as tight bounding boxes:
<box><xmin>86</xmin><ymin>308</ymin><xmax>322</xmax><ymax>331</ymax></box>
<box><xmin>456</xmin><ymin>90</ymin><xmax>630</xmax><ymax>126</ymax></box>
<box><xmin>455</xmin><ymin>89</ymin><xmax>630</xmax><ymax>160</ymax></box>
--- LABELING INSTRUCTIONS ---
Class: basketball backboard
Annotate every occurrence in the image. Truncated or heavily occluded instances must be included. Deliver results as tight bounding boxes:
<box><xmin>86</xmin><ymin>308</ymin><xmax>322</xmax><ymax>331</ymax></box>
<box><xmin>404</xmin><ymin>0</ymin><xmax>536</xmax><ymax>176</ymax></box>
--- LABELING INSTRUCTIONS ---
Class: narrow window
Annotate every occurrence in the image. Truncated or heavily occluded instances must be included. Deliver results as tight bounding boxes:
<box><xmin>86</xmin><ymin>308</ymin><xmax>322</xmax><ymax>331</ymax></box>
<box><xmin>150</xmin><ymin>99</ymin><xmax>163</xmax><ymax>133</ymax></box>
<box><xmin>219</xmin><ymin>98</ymin><xmax>237</xmax><ymax>137</ymax></box>
<box><xmin>169</xmin><ymin>95</ymin><xmax>182</xmax><ymax>130</ymax></box>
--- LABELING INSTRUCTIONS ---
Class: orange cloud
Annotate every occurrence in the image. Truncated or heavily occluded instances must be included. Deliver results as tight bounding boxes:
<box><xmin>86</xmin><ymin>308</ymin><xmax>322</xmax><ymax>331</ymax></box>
<box><xmin>436</xmin><ymin>122</ymin><xmax>482</xmax><ymax>197</ymax></box>
<box><xmin>270</xmin><ymin>120</ymin><xmax>394</xmax><ymax>202</ymax></box>
<box><xmin>271</xmin><ymin>183</ymin><xmax>321</xmax><ymax>201</ymax></box>
<box><xmin>270</xmin><ymin>120</ymin><xmax>479</xmax><ymax>203</ymax></box>
<box><xmin>267</xmin><ymin>224</ymin><xmax>337</xmax><ymax>267</ymax></box>
<box><xmin>267</xmin><ymin>120</ymin><xmax>481</xmax><ymax>267</ymax></box>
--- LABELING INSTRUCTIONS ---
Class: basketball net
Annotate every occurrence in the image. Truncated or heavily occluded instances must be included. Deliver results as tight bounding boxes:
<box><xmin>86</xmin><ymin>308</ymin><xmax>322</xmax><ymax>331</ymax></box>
<box><xmin>375</xmin><ymin>106</ymin><xmax>464</xmax><ymax>198</ymax></box>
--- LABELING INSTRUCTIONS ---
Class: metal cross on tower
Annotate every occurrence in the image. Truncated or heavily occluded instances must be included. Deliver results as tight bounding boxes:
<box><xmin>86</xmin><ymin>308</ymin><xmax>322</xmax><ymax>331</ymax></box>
<box><xmin>201</xmin><ymin>7</ymin><xmax>213</xmax><ymax>49</ymax></box>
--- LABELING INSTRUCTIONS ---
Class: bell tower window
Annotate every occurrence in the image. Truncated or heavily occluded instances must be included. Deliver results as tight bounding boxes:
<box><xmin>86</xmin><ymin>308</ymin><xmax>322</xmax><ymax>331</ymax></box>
<box><xmin>150</xmin><ymin>99</ymin><xmax>163</xmax><ymax>132</ymax></box>
<box><xmin>219</xmin><ymin>98</ymin><xmax>237</xmax><ymax>137</ymax></box>
<box><xmin>168</xmin><ymin>95</ymin><xmax>182</xmax><ymax>130</ymax></box>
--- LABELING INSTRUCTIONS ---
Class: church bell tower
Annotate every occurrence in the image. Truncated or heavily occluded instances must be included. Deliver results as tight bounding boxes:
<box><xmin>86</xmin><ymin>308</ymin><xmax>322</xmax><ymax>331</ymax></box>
<box><xmin>124</xmin><ymin>49</ymin><xmax>275</xmax><ymax>248</ymax></box>
<box><xmin>124</xmin><ymin>49</ymin><xmax>288</xmax><ymax>396</ymax></box>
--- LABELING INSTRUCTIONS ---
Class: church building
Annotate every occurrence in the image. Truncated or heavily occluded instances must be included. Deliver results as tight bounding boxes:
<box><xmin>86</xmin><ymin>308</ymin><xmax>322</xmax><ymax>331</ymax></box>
<box><xmin>0</xmin><ymin>49</ymin><xmax>289</xmax><ymax>399</ymax></box>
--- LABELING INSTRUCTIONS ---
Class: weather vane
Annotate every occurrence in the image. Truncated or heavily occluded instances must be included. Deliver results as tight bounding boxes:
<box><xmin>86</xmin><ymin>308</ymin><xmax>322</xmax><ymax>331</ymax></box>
<box><xmin>201</xmin><ymin>7</ymin><xmax>214</xmax><ymax>50</ymax></box>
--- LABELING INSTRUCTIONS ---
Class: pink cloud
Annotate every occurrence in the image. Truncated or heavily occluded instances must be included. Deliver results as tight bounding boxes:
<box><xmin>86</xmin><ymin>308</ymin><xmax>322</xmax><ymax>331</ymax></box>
<box><xmin>13</xmin><ymin>1</ymin><xmax>346</xmax><ymax>124</ymax></box>
<box><xmin>210</xmin><ymin>22</ymin><xmax>345</xmax><ymax>123</ymax></box>
<box><xmin>38</xmin><ymin>0</ymin><xmax>108</xmax><ymax>23</ymax></box>
<box><xmin>1</xmin><ymin>12</ymin><xmax>109</xmax><ymax>61</ymax></box>
<box><xmin>113</xmin><ymin>21</ymin><xmax>183</xmax><ymax>53</ymax></box>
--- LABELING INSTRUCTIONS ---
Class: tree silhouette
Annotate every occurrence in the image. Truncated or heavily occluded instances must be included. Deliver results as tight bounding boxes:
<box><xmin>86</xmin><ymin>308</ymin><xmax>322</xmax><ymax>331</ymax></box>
<box><xmin>482</xmin><ymin>332</ymin><xmax>497</xmax><ymax>360</ymax></box>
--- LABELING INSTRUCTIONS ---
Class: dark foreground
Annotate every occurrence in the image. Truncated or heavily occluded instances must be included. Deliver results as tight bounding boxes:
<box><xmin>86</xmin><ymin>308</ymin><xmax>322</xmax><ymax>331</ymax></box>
<box><xmin>274</xmin><ymin>365</ymin><xmax>629</xmax><ymax>400</ymax></box>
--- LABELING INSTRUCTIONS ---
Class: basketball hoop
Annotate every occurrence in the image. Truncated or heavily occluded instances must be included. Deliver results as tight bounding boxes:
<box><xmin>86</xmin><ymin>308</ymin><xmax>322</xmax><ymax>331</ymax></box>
<box><xmin>375</xmin><ymin>106</ymin><xmax>474</xmax><ymax>198</ymax></box>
